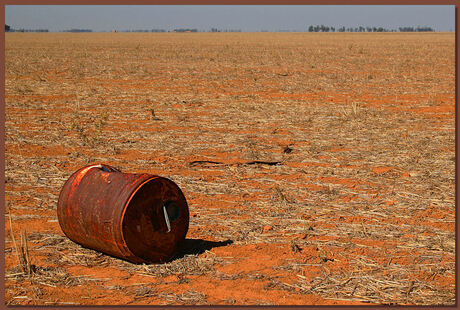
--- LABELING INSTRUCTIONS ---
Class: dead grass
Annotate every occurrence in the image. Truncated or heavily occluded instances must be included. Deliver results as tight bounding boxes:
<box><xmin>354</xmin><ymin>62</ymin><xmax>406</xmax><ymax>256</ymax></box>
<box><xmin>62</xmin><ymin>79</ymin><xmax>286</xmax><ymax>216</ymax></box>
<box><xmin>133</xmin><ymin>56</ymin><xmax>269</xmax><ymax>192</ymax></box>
<box><xmin>128</xmin><ymin>253</ymin><xmax>222</xmax><ymax>277</ymax></box>
<box><xmin>5</xmin><ymin>32</ymin><xmax>455</xmax><ymax>305</ymax></box>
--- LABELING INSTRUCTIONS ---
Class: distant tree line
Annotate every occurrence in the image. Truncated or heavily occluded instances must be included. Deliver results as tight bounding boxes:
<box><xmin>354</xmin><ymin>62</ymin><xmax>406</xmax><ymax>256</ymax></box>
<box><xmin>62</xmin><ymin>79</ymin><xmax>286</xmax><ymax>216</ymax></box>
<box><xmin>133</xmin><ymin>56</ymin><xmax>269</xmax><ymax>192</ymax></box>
<box><xmin>307</xmin><ymin>25</ymin><xmax>434</xmax><ymax>32</ymax></box>
<box><xmin>210</xmin><ymin>28</ymin><xmax>242</xmax><ymax>32</ymax></box>
<box><xmin>398</xmin><ymin>26</ymin><xmax>434</xmax><ymax>32</ymax></box>
<box><xmin>5</xmin><ymin>24</ymin><xmax>49</xmax><ymax>32</ymax></box>
<box><xmin>8</xmin><ymin>29</ymin><xmax>49</xmax><ymax>32</ymax></box>
<box><xmin>173</xmin><ymin>28</ymin><xmax>198</xmax><ymax>32</ymax></box>
<box><xmin>4</xmin><ymin>23</ymin><xmax>436</xmax><ymax>33</ymax></box>
<box><xmin>114</xmin><ymin>28</ymin><xmax>242</xmax><ymax>33</ymax></box>
<box><xmin>63</xmin><ymin>29</ymin><xmax>93</xmax><ymax>32</ymax></box>
<box><xmin>120</xmin><ymin>29</ymin><xmax>166</xmax><ymax>32</ymax></box>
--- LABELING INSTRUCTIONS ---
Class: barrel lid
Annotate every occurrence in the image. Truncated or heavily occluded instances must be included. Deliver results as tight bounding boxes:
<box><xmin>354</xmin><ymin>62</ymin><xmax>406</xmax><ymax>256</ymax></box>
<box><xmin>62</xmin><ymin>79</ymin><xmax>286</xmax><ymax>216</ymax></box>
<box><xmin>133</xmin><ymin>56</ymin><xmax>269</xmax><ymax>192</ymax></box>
<box><xmin>120</xmin><ymin>176</ymin><xmax>189</xmax><ymax>263</ymax></box>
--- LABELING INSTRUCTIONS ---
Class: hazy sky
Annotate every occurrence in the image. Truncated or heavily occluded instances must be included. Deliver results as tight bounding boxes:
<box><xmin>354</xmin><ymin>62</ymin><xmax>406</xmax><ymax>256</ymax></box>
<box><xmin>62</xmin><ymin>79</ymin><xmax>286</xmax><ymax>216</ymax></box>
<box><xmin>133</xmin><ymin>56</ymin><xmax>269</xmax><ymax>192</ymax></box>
<box><xmin>5</xmin><ymin>5</ymin><xmax>455</xmax><ymax>32</ymax></box>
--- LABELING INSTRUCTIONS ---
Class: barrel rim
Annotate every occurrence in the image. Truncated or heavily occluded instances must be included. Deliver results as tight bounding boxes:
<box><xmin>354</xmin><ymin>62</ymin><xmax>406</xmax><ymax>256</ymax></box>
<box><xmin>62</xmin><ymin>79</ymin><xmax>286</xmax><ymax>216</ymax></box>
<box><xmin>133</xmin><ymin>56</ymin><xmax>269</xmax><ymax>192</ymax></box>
<box><xmin>118</xmin><ymin>175</ymin><xmax>160</xmax><ymax>262</ymax></box>
<box><xmin>118</xmin><ymin>175</ymin><xmax>189</xmax><ymax>263</ymax></box>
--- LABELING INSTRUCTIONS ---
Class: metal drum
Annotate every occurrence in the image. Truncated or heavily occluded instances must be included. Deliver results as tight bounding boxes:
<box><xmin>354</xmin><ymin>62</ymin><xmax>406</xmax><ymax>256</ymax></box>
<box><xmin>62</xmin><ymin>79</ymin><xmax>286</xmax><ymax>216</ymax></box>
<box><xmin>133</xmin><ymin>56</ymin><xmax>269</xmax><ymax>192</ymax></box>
<box><xmin>57</xmin><ymin>164</ymin><xmax>189</xmax><ymax>263</ymax></box>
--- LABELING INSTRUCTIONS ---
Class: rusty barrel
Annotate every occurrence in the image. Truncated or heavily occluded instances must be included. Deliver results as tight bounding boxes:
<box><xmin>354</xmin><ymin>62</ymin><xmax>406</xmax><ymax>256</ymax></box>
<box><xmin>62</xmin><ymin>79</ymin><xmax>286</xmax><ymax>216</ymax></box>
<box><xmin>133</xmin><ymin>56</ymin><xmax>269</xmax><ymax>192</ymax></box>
<box><xmin>57</xmin><ymin>164</ymin><xmax>189</xmax><ymax>264</ymax></box>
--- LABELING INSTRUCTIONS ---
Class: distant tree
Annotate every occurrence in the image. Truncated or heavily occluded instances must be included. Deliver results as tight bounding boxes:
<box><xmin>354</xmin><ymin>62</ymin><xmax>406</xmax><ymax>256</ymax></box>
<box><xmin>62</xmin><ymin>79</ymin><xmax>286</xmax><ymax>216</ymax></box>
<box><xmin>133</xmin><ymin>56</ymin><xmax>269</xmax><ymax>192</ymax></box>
<box><xmin>308</xmin><ymin>25</ymin><xmax>314</xmax><ymax>32</ymax></box>
<box><xmin>5</xmin><ymin>24</ymin><xmax>10</xmax><ymax>32</ymax></box>
<box><xmin>65</xmin><ymin>28</ymin><xmax>92</xmax><ymax>32</ymax></box>
<box><xmin>416</xmin><ymin>26</ymin><xmax>434</xmax><ymax>32</ymax></box>
<box><xmin>173</xmin><ymin>28</ymin><xmax>198</xmax><ymax>33</ymax></box>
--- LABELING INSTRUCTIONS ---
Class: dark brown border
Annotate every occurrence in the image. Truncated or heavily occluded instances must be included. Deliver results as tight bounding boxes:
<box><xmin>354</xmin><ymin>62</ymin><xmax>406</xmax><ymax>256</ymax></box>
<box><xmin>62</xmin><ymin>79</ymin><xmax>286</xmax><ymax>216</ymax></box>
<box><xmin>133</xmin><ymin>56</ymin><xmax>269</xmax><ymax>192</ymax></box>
<box><xmin>2</xmin><ymin>0</ymin><xmax>459</xmax><ymax>4</ymax></box>
<box><xmin>1</xmin><ymin>1</ymin><xmax>458</xmax><ymax>310</ymax></box>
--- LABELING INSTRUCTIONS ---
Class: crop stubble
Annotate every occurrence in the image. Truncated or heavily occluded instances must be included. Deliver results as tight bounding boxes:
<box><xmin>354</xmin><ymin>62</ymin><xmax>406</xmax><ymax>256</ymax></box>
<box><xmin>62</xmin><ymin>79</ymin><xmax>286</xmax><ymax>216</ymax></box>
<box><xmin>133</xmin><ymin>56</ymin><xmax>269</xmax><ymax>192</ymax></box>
<box><xmin>5</xmin><ymin>32</ymin><xmax>455</xmax><ymax>305</ymax></box>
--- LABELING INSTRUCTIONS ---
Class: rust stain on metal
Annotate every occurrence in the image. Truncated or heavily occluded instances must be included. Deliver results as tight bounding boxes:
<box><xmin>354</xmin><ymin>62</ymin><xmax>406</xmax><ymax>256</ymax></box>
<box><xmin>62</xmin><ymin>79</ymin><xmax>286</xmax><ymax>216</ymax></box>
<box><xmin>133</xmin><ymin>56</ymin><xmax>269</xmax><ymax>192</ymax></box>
<box><xmin>57</xmin><ymin>164</ymin><xmax>189</xmax><ymax>264</ymax></box>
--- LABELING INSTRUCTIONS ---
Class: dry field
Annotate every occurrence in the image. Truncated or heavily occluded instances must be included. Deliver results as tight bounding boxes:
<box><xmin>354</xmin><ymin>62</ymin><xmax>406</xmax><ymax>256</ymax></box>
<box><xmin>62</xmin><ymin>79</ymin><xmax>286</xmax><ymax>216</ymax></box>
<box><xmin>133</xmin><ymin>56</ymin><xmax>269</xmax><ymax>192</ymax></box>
<box><xmin>5</xmin><ymin>32</ymin><xmax>455</xmax><ymax>305</ymax></box>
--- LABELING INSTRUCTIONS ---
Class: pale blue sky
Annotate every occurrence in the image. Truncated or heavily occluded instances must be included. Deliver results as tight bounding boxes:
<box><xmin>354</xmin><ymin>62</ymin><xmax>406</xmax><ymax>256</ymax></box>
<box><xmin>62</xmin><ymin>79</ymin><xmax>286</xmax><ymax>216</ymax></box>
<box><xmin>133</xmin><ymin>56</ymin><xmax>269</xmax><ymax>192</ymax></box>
<box><xmin>5</xmin><ymin>5</ymin><xmax>455</xmax><ymax>32</ymax></box>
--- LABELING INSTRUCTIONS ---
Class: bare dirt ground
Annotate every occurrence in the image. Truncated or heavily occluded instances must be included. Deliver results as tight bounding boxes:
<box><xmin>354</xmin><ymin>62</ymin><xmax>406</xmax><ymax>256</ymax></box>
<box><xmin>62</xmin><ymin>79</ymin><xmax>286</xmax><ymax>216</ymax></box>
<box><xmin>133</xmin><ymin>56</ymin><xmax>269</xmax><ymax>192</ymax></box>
<box><xmin>4</xmin><ymin>32</ymin><xmax>455</xmax><ymax>305</ymax></box>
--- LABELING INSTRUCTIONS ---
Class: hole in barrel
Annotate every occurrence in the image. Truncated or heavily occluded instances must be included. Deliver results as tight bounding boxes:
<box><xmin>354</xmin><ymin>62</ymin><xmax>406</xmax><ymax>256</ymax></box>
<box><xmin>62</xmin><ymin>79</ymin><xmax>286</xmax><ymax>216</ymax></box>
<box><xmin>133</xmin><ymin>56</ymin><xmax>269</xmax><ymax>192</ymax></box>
<box><xmin>164</xmin><ymin>201</ymin><xmax>180</xmax><ymax>223</ymax></box>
